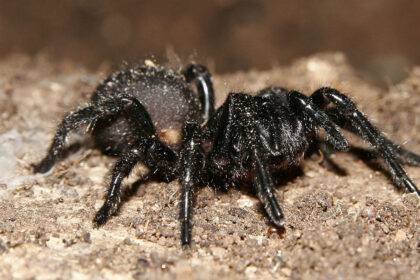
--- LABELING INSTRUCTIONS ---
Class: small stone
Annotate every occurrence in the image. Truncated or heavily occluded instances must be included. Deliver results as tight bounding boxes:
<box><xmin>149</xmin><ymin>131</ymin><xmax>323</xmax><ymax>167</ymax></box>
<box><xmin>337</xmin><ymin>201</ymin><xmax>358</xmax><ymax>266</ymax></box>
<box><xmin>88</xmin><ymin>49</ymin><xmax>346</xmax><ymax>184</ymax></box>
<box><xmin>394</xmin><ymin>229</ymin><xmax>407</xmax><ymax>242</ymax></box>
<box><xmin>306</xmin><ymin>171</ymin><xmax>316</xmax><ymax>178</ymax></box>
<box><xmin>82</xmin><ymin>232</ymin><xmax>91</xmax><ymax>243</ymax></box>
<box><xmin>245</xmin><ymin>266</ymin><xmax>257</xmax><ymax>276</ymax></box>
<box><xmin>281</xmin><ymin>267</ymin><xmax>292</xmax><ymax>277</ymax></box>
<box><xmin>237</xmin><ymin>196</ymin><xmax>255</xmax><ymax>208</ymax></box>
<box><xmin>380</xmin><ymin>223</ymin><xmax>390</xmax><ymax>234</ymax></box>
<box><xmin>210</xmin><ymin>247</ymin><xmax>226</xmax><ymax>259</ymax></box>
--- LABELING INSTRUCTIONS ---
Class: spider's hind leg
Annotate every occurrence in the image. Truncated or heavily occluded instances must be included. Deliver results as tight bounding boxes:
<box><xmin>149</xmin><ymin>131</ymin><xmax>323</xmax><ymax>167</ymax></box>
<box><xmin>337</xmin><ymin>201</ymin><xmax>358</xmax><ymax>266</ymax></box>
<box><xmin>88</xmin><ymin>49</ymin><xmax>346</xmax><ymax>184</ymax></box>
<box><xmin>380</xmin><ymin>138</ymin><xmax>420</xmax><ymax>167</ymax></box>
<box><xmin>33</xmin><ymin>106</ymin><xmax>97</xmax><ymax>173</ymax></box>
<box><xmin>311</xmin><ymin>87</ymin><xmax>419</xmax><ymax>195</ymax></box>
<box><xmin>34</xmin><ymin>96</ymin><xmax>155</xmax><ymax>174</ymax></box>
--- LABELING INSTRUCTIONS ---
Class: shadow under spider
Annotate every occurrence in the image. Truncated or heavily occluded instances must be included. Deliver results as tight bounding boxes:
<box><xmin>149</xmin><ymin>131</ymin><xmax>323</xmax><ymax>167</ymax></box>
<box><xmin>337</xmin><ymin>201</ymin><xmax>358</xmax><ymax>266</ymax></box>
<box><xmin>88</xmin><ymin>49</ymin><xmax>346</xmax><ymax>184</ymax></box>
<box><xmin>307</xmin><ymin>144</ymin><xmax>406</xmax><ymax>193</ymax></box>
<box><xmin>348</xmin><ymin>146</ymin><xmax>400</xmax><ymax>186</ymax></box>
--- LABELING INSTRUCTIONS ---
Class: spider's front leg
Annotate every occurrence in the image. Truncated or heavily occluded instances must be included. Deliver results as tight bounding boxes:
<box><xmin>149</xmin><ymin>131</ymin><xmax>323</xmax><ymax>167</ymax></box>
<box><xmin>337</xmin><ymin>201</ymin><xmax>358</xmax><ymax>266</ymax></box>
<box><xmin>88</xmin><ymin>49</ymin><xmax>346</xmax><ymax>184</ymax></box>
<box><xmin>178</xmin><ymin>121</ymin><xmax>205</xmax><ymax>247</ymax></box>
<box><xmin>311</xmin><ymin>87</ymin><xmax>419</xmax><ymax>195</ymax></box>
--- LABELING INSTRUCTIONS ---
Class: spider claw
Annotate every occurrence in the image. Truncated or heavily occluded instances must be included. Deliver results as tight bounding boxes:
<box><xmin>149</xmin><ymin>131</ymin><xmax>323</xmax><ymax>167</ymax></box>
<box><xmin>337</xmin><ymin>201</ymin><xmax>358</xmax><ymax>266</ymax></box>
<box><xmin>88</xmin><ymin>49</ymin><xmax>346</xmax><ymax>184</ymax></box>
<box><xmin>93</xmin><ymin>204</ymin><xmax>112</xmax><ymax>226</ymax></box>
<box><xmin>269</xmin><ymin>212</ymin><xmax>286</xmax><ymax>228</ymax></box>
<box><xmin>33</xmin><ymin>158</ymin><xmax>54</xmax><ymax>174</ymax></box>
<box><xmin>402</xmin><ymin>178</ymin><xmax>420</xmax><ymax>196</ymax></box>
<box><xmin>180</xmin><ymin>221</ymin><xmax>192</xmax><ymax>247</ymax></box>
<box><xmin>181</xmin><ymin>243</ymin><xmax>192</xmax><ymax>250</ymax></box>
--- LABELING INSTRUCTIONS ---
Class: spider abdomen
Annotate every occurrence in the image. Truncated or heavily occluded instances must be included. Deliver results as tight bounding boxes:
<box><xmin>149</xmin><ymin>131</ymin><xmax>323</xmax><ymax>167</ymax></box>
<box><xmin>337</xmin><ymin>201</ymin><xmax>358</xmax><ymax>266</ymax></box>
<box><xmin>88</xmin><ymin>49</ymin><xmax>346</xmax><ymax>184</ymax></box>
<box><xmin>91</xmin><ymin>66</ymin><xmax>202</xmax><ymax>154</ymax></box>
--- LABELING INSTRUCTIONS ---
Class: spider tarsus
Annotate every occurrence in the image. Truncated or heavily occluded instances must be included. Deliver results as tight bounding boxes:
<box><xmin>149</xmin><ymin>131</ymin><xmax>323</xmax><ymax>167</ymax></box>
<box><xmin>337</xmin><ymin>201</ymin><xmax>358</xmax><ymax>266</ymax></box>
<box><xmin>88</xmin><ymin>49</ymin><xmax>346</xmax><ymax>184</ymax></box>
<box><xmin>252</xmin><ymin>148</ymin><xmax>285</xmax><ymax>228</ymax></box>
<box><xmin>181</xmin><ymin>242</ymin><xmax>192</xmax><ymax>250</ymax></box>
<box><xmin>402</xmin><ymin>178</ymin><xmax>420</xmax><ymax>196</ymax></box>
<box><xmin>93</xmin><ymin>204</ymin><xmax>113</xmax><ymax>226</ymax></box>
<box><xmin>271</xmin><ymin>216</ymin><xmax>286</xmax><ymax>228</ymax></box>
<box><xmin>180</xmin><ymin>222</ymin><xmax>192</xmax><ymax>247</ymax></box>
<box><xmin>33</xmin><ymin>158</ymin><xmax>54</xmax><ymax>174</ymax></box>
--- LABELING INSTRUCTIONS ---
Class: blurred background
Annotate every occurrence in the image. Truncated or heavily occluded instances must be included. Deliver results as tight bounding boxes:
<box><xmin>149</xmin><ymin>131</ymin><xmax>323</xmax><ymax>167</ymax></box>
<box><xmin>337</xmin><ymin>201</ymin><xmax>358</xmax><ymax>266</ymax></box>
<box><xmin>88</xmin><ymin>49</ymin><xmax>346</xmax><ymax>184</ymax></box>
<box><xmin>1</xmin><ymin>0</ymin><xmax>420</xmax><ymax>85</ymax></box>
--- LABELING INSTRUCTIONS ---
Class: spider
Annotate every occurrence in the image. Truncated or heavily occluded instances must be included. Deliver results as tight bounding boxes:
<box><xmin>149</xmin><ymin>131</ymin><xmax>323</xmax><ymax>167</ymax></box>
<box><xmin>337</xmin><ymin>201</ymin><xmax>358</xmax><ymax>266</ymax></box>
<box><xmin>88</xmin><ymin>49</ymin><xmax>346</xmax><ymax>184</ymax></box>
<box><xmin>34</xmin><ymin>63</ymin><xmax>420</xmax><ymax>247</ymax></box>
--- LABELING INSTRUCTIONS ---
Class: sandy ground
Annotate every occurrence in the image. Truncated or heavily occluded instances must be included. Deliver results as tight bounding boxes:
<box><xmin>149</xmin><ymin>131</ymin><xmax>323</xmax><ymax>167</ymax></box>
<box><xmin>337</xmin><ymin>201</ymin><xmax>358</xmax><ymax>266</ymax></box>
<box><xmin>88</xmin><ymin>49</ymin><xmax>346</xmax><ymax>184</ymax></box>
<box><xmin>0</xmin><ymin>53</ymin><xmax>419</xmax><ymax>279</ymax></box>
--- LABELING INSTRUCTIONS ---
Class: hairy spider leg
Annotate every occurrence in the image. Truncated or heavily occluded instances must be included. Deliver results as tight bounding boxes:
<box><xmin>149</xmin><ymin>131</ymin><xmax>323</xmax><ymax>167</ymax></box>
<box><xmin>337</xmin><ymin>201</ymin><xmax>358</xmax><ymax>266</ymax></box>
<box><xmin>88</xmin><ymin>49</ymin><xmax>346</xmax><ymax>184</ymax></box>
<box><xmin>94</xmin><ymin>146</ymin><xmax>144</xmax><ymax>225</ymax></box>
<box><xmin>33</xmin><ymin>106</ymin><xmax>96</xmax><ymax>173</ymax></box>
<box><xmin>178</xmin><ymin>64</ymin><xmax>215</xmax><ymax>246</ymax></box>
<box><xmin>249</xmin><ymin>87</ymin><xmax>353</xmax><ymax>227</ymax></box>
<box><xmin>390</xmin><ymin>145</ymin><xmax>420</xmax><ymax>166</ymax></box>
<box><xmin>258</xmin><ymin>87</ymin><xmax>349</xmax><ymax>152</ymax></box>
<box><xmin>324</xmin><ymin>107</ymin><xmax>420</xmax><ymax>167</ymax></box>
<box><xmin>206</xmin><ymin>93</ymin><xmax>241</xmax><ymax>189</ymax></box>
<box><xmin>287</xmin><ymin>90</ymin><xmax>349</xmax><ymax>151</ymax></box>
<box><xmin>91</xmin><ymin>97</ymin><xmax>178</xmax><ymax>225</ymax></box>
<box><xmin>311</xmin><ymin>87</ymin><xmax>419</xmax><ymax>195</ymax></box>
<box><xmin>34</xmin><ymin>96</ymin><xmax>156</xmax><ymax>173</ymax></box>
<box><xmin>252</xmin><ymin>147</ymin><xmax>285</xmax><ymax>227</ymax></box>
<box><xmin>94</xmin><ymin>136</ymin><xmax>176</xmax><ymax>226</ymax></box>
<box><xmin>179</xmin><ymin>121</ymin><xmax>205</xmax><ymax>246</ymax></box>
<box><xmin>183</xmin><ymin>64</ymin><xmax>215</xmax><ymax>121</ymax></box>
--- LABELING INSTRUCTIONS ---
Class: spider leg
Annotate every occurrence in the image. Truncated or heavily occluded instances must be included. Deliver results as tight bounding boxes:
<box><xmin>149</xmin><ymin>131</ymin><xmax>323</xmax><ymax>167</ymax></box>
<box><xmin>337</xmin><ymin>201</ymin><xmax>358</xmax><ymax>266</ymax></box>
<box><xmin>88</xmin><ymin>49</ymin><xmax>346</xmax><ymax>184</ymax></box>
<box><xmin>183</xmin><ymin>64</ymin><xmax>215</xmax><ymax>121</ymax></box>
<box><xmin>323</xmin><ymin>107</ymin><xmax>420</xmax><ymax>167</ymax></box>
<box><xmin>258</xmin><ymin>87</ymin><xmax>348</xmax><ymax>151</ymax></box>
<box><xmin>94</xmin><ymin>146</ymin><xmax>143</xmax><ymax>225</ymax></box>
<box><xmin>392</xmin><ymin>146</ymin><xmax>420</xmax><ymax>166</ymax></box>
<box><xmin>206</xmin><ymin>93</ymin><xmax>241</xmax><ymax>189</ymax></box>
<box><xmin>179</xmin><ymin>121</ymin><xmax>205</xmax><ymax>246</ymax></box>
<box><xmin>252</xmin><ymin>147</ymin><xmax>285</xmax><ymax>227</ymax></box>
<box><xmin>33</xmin><ymin>106</ymin><xmax>97</xmax><ymax>173</ymax></box>
<box><xmin>311</xmin><ymin>87</ymin><xmax>419</xmax><ymax>195</ymax></box>
<box><xmin>288</xmin><ymin>90</ymin><xmax>349</xmax><ymax>151</ymax></box>
<box><xmin>94</xmin><ymin>136</ymin><xmax>177</xmax><ymax>226</ymax></box>
<box><xmin>34</xmin><ymin>96</ymin><xmax>155</xmax><ymax>173</ymax></box>
<box><xmin>210</xmin><ymin>93</ymin><xmax>239</xmax><ymax>155</ymax></box>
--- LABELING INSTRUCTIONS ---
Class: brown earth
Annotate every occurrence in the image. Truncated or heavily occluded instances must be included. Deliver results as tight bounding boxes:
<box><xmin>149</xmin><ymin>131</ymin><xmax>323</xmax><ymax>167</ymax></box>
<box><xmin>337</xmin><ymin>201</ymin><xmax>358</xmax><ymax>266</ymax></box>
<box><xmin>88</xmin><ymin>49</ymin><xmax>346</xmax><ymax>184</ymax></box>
<box><xmin>0</xmin><ymin>53</ymin><xmax>419</xmax><ymax>279</ymax></box>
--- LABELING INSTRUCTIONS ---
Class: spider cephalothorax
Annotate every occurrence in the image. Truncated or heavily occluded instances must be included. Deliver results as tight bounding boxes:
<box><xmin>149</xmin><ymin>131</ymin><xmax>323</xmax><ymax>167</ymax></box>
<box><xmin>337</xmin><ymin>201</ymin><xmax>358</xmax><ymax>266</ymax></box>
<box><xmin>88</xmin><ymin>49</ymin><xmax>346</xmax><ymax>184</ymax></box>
<box><xmin>34</xmin><ymin>64</ymin><xmax>420</xmax><ymax>247</ymax></box>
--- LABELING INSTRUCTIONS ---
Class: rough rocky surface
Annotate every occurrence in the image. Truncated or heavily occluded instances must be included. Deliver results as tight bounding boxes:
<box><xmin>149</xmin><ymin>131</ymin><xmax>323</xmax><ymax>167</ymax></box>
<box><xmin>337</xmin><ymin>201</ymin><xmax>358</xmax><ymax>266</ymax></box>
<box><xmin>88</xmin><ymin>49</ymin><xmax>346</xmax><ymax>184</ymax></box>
<box><xmin>0</xmin><ymin>53</ymin><xmax>419</xmax><ymax>279</ymax></box>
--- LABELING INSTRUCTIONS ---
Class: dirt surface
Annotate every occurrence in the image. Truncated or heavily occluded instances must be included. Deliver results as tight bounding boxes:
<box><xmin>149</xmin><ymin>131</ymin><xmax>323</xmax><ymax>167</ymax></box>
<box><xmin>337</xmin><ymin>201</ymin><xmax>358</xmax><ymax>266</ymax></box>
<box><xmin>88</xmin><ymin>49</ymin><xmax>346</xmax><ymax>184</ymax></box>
<box><xmin>0</xmin><ymin>53</ymin><xmax>419</xmax><ymax>279</ymax></box>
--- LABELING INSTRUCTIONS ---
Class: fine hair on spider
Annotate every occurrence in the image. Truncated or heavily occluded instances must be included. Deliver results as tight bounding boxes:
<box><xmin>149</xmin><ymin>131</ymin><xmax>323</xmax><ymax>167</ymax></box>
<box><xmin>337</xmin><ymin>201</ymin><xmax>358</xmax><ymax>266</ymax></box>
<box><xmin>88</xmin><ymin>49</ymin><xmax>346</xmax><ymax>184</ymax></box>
<box><xmin>34</xmin><ymin>63</ymin><xmax>420</xmax><ymax>247</ymax></box>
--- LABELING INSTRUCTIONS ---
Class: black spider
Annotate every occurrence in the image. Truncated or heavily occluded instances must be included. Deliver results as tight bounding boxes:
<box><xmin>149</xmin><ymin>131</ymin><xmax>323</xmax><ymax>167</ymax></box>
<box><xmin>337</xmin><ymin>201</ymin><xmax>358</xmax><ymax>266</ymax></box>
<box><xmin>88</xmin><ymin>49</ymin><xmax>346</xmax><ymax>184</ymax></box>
<box><xmin>34</xmin><ymin>63</ymin><xmax>420</xmax><ymax>247</ymax></box>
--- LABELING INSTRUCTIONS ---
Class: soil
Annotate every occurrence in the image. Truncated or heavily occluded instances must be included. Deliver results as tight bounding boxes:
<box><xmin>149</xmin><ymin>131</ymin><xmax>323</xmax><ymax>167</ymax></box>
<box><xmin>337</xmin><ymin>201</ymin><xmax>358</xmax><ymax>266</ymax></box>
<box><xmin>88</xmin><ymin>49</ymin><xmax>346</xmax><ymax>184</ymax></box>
<box><xmin>0</xmin><ymin>53</ymin><xmax>419</xmax><ymax>279</ymax></box>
